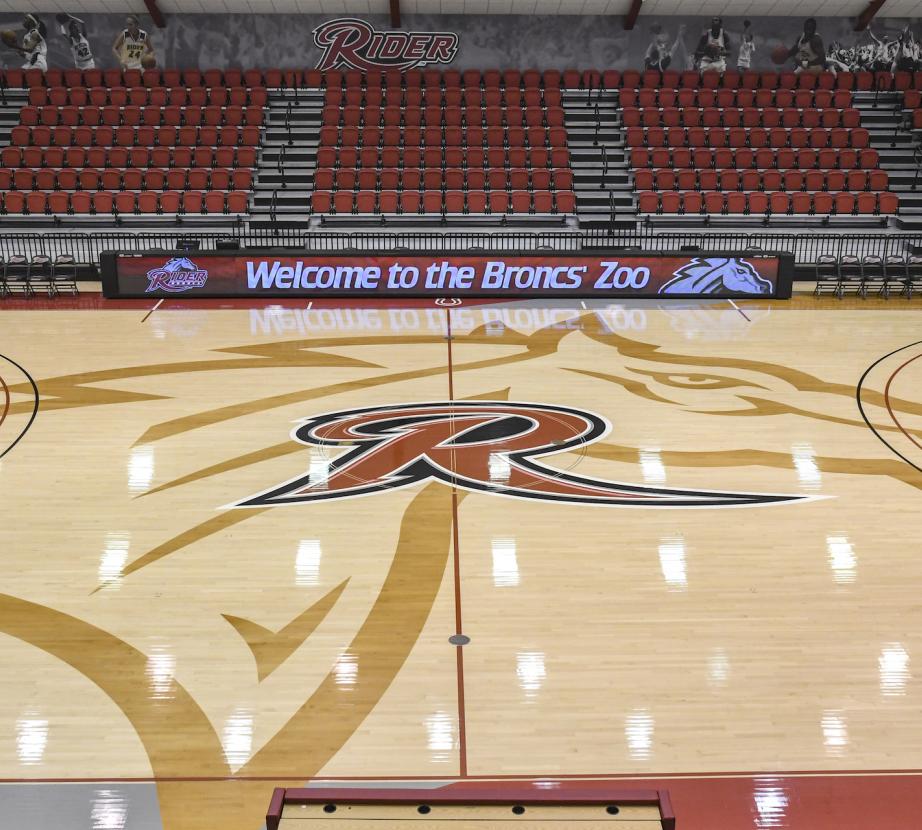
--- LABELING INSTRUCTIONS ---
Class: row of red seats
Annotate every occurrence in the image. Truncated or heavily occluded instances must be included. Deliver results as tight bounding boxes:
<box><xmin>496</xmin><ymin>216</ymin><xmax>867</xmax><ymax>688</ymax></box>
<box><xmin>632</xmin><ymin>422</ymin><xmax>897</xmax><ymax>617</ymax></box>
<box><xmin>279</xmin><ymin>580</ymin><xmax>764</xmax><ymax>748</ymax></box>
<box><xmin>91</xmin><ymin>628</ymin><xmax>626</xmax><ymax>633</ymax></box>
<box><xmin>638</xmin><ymin>190</ymin><xmax>898</xmax><ymax>215</ymax></box>
<box><xmin>315</xmin><ymin>167</ymin><xmax>573</xmax><ymax>192</ymax></box>
<box><xmin>1</xmin><ymin>145</ymin><xmax>256</xmax><ymax>170</ymax></box>
<box><xmin>11</xmin><ymin>125</ymin><xmax>260</xmax><ymax>148</ymax></box>
<box><xmin>311</xmin><ymin>189</ymin><xmax>576</xmax><ymax>215</ymax></box>
<box><xmin>1</xmin><ymin>190</ymin><xmax>248</xmax><ymax>215</ymax></box>
<box><xmin>326</xmin><ymin>87</ymin><xmax>563</xmax><ymax>108</ymax></box>
<box><xmin>27</xmin><ymin>86</ymin><xmax>267</xmax><ymax>108</ymax></box>
<box><xmin>621</xmin><ymin>88</ymin><xmax>851</xmax><ymax>109</ymax></box>
<box><xmin>603</xmin><ymin>68</ymin><xmax>915</xmax><ymax>91</ymax></box>
<box><xmin>626</xmin><ymin>127</ymin><xmax>870</xmax><ymax>149</ymax></box>
<box><xmin>317</xmin><ymin>69</ymin><xmax>574</xmax><ymax>91</ymax></box>
<box><xmin>635</xmin><ymin>168</ymin><xmax>889</xmax><ymax>193</ymax></box>
<box><xmin>6</xmin><ymin>67</ymin><xmax>920</xmax><ymax>93</ymax></box>
<box><xmin>3</xmin><ymin>68</ymin><xmax>265</xmax><ymax>89</ymax></box>
<box><xmin>317</xmin><ymin>146</ymin><xmax>570</xmax><ymax>170</ymax></box>
<box><xmin>0</xmin><ymin>167</ymin><xmax>253</xmax><ymax>192</ymax></box>
<box><xmin>19</xmin><ymin>106</ymin><xmax>264</xmax><ymax>128</ymax></box>
<box><xmin>322</xmin><ymin>105</ymin><xmax>565</xmax><ymax>128</ymax></box>
<box><xmin>622</xmin><ymin>107</ymin><xmax>861</xmax><ymax>129</ymax></box>
<box><xmin>319</xmin><ymin>125</ymin><xmax>567</xmax><ymax>148</ymax></box>
<box><xmin>630</xmin><ymin>147</ymin><xmax>880</xmax><ymax>171</ymax></box>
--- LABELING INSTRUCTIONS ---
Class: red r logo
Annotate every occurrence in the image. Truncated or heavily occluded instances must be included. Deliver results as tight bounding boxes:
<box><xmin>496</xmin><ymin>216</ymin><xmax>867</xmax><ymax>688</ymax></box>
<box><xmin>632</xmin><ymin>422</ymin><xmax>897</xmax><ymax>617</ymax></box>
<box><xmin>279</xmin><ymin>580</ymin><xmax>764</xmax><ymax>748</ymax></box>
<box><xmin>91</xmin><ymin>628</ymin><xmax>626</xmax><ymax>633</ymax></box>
<box><xmin>235</xmin><ymin>402</ymin><xmax>805</xmax><ymax>508</ymax></box>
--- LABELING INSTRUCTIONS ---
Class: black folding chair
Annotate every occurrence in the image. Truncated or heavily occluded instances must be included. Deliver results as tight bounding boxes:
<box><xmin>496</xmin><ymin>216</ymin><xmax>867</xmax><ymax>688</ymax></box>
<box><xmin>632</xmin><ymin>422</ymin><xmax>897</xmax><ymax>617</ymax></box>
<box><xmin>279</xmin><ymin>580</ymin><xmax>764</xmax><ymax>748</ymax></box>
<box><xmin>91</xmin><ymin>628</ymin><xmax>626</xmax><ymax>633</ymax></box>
<box><xmin>28</xmin><ymin>255</ymin><xmax>52</xmax><ymax>296</ymax></box>
<box><xmin>860</xmin><ymin>255</ymin><xmax>883</xmax><ymax>298</ymax></box>
<box><xmin>50</xmin><ymin>255</ymin><xmax>79</xmax><ymax>296</ymax></box>
<box><xmin>3</xmin><ymin>255</ymin><xmax>32</xmax><ymax>297</ymax></box>
<box><xmin>813</xmin><ymin>254</ymin><xmax>840</xmax><ymax>297</ymax></box>
<box><xmin>838</xmin><ymin>255</ymin><xmax>864</xmax><ymax>297</ymax></box>
<box><xmin>880</xmin><ymin>255</ymin><xmax>908</xmax><ymax>299</ymax></box>
<box><xmin>906</xmin><ymin>255</ymin><xmax>922</xmax><ymax>298</ymax></box>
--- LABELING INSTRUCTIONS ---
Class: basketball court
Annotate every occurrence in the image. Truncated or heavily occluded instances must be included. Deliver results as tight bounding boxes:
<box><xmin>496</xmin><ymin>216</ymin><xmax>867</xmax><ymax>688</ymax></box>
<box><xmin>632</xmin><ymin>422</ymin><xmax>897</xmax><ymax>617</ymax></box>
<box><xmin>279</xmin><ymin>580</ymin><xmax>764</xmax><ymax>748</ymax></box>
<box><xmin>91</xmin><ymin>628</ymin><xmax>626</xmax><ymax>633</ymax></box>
<box><xmin>0</xmin><ymin>293</ymin><xmax>921</xmax><ymax>829</ymax></box>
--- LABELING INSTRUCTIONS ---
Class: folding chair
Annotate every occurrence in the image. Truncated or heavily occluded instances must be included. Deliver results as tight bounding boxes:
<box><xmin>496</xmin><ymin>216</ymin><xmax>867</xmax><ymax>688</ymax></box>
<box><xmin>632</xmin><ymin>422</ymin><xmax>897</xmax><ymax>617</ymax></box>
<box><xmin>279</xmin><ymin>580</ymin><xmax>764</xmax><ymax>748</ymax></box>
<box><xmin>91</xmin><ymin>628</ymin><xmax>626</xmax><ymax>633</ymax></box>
<box><xmin>905</xmin><ymin>255</ymin><xmax>922</xmax><ymax>298</ymax></box>
<box><xmin>860</xmin><ymin>255</ymin><xmax>884</xmax><ymax>298</ymax></box>
<box><xmin>838</xmin><ymin>255</ymin><xmax>864</xmax><ymax>297</ymax></box>
<box><xmin>880</xmin><ymin>255</ymin><xmax>908</xmax><ymax>300</ymax></box>
<box><xmin>813</xmin><ymin>254</ymin><xmax>840</xmax><ymax>297</ymax></box>
<box><xmin>28</xmin><ymin>255</ymin><xmax>53</xmax><ymax>296</ymax></box>
<box><xmin>4</xmin><ymin>255</ymin><xmax>33</xmax><ymax>297</ymax></box>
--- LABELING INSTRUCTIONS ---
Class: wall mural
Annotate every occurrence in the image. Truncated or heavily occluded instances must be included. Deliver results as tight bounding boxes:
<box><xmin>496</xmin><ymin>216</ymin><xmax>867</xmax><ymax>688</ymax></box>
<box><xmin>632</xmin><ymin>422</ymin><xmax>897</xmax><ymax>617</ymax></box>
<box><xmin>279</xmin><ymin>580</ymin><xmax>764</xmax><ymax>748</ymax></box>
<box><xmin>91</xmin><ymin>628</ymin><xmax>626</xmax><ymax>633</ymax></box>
<box><xmin>0</xmin><ymin>12</ymin><xmax>921</xmax><ymax>74</ymax></box>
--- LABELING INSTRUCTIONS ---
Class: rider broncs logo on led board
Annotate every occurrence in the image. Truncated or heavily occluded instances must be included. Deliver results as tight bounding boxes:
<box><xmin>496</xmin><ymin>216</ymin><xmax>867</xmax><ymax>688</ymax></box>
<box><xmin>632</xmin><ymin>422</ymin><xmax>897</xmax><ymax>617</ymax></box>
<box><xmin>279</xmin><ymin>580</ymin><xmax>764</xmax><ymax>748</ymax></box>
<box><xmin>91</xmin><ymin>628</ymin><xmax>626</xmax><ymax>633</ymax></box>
<box><xmin>145</xmin><ymin>258</ymin><xmax>209</xmax><ymax>293</ymax></box>
<box><xmin>234</xmin><ymin>401</ymin><xmax>806</xmax><ymax>509</ymax></box>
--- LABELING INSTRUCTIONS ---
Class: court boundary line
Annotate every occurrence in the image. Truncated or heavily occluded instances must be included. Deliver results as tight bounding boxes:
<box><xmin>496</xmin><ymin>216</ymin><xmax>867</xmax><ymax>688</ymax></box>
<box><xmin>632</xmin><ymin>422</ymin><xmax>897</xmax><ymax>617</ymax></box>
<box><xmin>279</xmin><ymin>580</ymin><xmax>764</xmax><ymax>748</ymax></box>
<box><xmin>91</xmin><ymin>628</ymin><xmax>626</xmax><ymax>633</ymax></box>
<box><xmin>856</xmin><ymin>339</ymin><xmax>922</xmax><ymax>475</ymax></box>
<box><xmin>884</xmin><ymin>350</ymin><xmax>922</xmax><ymax>455</ymax></box>
<box><xmin>140</xmin><ymin>298</ymin><xmax>164</xmax><ymax>323</ymax></box>
<box><xmin>0</xmin><ymin>352</ymin><xmax>39</xmax><ymax>461</ymax></box>
<box><xmin>6</xmin><ymin>770</ymin><xmax>922</xmax><ymax>784</ymax></box>
<box><xmin>0</xmin><ymin>370</ymin><xmax>9</xmax><ymax>435</ymax></box>
<box><xmin>445</xmin><ymin>307</ymin><xmax>469</xmax><ymax>778</ymax></box>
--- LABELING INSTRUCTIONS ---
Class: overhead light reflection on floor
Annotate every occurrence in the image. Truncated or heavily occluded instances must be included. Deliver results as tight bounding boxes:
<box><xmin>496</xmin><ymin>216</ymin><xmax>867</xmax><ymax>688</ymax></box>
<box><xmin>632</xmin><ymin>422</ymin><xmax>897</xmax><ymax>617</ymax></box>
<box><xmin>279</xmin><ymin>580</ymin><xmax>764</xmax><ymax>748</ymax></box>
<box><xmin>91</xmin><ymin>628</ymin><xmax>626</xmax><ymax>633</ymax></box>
<box><xmin>753</xmin><ymin>779</ymin><xmax>789</xmax><ymax>829</ymax></box>
<box><xmin>624</xmin><ymin>709</ymin><xmax>654</xmax><ymax>760</ymax></box>
<box><xmin>15</xmin><ymin>714</ymin><xmax>48</xmax><ymax>766</ymax></box>
<box><xmin>658</xmin><ymin>536</ymin><xmax>687</xmax><ymax>591</ymax></box>
<box><xmin>491</xmin><ymin>538</ymin><xmax>520</xmax><ymax>587</ymax></box>
<box><xmin>127</xmin><ymin>445</ymin><xmax>155</xmax><ymax>494</ymax></box>
<box><xmin>90</xmin><ymin>789</ymin><xmax>128</xmax><ymax>830</ymax></box>
<box><xmin>424</xmin><ymin>711</ymin><xmax>455</xmax><ymax>763</ymax></box>
<box><xmin>879</xmin><ymin>643</ymin><xmax>910</xmax><ymax>696</ymax></box>
<box><xmin>639</xmin><ymin>448</ymin><xmax>667</xmax><ymax>485</ymax></box>
<box><xmin>826</xmin><ymin>535</ymin><xmax>857</xmax><ymax>584</ymax></box>
<box><xmin>516</xmin><ymin>651</ymin><xmax>546</xmax><ymax>700</ymax></box>
<box><xmin>221</xmin><ymin>709</ymin><xmax>254</xmax><ymax>771</ymax></box>
<box><xmin>791</xmin><ymin>444</ymin><xmax>822</xmax><ymax>491</ymax></box>
<box><xmin>822</xmin><ymin>710</ymin><xmax>849</xmax><ymax>756</ymax></box>
<box><xmin>295</xmin><ymin>539</ymin><xmax>322</xmax><ymax>586</ymax></box>
<box><xmin>98</xmin><ymin>532</ymin><xmax>131</xmax><ymax>588</ymax></box>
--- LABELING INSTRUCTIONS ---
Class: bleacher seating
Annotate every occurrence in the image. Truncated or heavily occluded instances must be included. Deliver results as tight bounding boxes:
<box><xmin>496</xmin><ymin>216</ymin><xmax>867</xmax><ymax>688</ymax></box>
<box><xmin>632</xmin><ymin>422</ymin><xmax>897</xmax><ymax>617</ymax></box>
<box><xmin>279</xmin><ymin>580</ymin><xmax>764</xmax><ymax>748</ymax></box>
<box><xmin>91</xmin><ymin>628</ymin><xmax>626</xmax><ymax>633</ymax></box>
<box><xmin>0</xmin><ymin>68</ymin><xmax>262</xmax><ymax>222</ymax></box>
<box><xmin>609</xmin><ymin>69</ymin><xmax>902</xmax><ymax>224</ymax></box>
<box><xmin>309</xmin><ymin>69</ymin><xmax>577</xmax><ymax>220</ymax></box>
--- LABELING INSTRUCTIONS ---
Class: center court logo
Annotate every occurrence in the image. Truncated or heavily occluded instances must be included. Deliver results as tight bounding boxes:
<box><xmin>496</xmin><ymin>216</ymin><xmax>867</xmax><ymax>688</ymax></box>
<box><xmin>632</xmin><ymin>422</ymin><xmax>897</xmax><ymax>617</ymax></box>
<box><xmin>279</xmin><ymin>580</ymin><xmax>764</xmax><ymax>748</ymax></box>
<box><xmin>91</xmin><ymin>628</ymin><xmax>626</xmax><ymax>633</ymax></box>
<box><xmin>145</xmin><ymin>257</ymin><xmax>209</xmax><ymax>293</ymax></box>
<box><xmin>234</xmin><ymin>401</ymin><xmax>806</xmax><ymax>509</ymax></box>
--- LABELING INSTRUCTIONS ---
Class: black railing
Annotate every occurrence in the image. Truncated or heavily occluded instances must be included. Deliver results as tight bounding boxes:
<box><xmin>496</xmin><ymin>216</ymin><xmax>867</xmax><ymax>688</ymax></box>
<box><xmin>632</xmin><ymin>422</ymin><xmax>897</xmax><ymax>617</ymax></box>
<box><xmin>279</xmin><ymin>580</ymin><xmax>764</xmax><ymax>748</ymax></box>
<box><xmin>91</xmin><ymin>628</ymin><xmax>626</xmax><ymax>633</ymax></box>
<box><xmin>0</xmin><ymin>229</ymin><xmax>920</xmax><ymax>268</ymax></box>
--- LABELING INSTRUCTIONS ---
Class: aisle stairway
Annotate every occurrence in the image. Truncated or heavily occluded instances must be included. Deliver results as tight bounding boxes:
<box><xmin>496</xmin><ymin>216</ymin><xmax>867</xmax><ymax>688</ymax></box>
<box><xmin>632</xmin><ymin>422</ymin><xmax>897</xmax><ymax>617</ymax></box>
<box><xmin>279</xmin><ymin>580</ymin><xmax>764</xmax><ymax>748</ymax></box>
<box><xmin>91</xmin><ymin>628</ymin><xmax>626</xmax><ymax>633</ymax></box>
<box><xmin>562</xmin><ymin>85</ymin><xmax>635</xmax><ymax>230</ymax></box>
<box><xmin>250</xmin><ymin>87</ymin><xmax>321</xmax><ymax>230</ymax></box>
<box><xmin>877</xmin><ymin>88</ymin><xmax>922</xmax><ymax>230</ymax></box>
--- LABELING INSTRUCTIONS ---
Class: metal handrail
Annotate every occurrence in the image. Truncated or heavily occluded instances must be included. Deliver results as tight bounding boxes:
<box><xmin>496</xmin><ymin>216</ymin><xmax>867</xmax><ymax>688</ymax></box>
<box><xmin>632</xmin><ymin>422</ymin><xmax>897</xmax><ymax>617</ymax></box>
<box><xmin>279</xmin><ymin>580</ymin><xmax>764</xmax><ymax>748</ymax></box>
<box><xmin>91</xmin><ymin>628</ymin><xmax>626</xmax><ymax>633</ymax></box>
<box><xmin>277</xmin><ymin>143</ymin><xmax>287</xmax><ymax>190</ymax></box>
<box><xmin>599</xmin><ymin>145</ymin><xmax>608</xmax><ymax>189</ymax></box>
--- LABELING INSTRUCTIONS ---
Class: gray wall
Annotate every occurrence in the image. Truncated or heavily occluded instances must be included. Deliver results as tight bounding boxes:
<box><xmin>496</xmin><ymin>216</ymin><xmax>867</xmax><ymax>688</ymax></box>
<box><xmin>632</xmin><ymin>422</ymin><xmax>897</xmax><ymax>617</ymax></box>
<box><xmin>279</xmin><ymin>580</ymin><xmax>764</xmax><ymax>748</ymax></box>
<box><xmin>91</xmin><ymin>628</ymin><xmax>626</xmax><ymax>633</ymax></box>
<box><xmin>3</xmin><ymin>12</ymin><xmax>921</xmax><ymax>72</ymax></box>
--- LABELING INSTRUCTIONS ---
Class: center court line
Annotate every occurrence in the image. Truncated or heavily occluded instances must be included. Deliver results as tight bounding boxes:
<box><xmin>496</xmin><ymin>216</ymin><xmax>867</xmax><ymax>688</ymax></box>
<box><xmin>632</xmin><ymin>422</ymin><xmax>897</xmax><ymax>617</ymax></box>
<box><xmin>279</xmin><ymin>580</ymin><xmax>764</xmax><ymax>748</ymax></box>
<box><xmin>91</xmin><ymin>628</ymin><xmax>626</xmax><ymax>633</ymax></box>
<box><xmin>727</xmin><ymin>298</ymin><xmax>751</xmax><ymax>322</ymax></box>
<box><xmin>444</xmin><ymin>308</ymin><xmax>469</xmax><ymax>778</ymax></box>
<box><xmin>141</xmin><ymin>298</ymin><xmax>164</xmax><ymax>323</ymax></box>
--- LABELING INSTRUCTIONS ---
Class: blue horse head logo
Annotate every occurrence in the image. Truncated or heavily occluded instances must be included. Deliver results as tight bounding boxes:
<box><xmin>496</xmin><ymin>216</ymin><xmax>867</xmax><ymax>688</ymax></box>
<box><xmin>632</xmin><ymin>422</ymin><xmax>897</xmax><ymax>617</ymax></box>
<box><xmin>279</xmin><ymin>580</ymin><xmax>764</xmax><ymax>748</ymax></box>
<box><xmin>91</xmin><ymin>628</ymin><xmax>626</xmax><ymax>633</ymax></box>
<box><xmin>659</xmin><ymin>258</ymin><xmax>773</xmax><ymax>296</ymax></box>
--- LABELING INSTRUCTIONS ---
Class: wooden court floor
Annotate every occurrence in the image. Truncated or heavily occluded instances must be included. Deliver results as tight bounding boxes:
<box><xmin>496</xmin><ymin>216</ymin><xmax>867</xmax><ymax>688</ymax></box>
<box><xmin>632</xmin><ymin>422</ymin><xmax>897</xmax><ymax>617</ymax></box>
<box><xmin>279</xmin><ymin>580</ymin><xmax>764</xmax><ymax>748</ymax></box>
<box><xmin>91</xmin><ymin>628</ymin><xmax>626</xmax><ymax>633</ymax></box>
<box><xmin>0</xmin><ymin>294</ymin><xmax>921</xmax><ymax>829</ymax></box>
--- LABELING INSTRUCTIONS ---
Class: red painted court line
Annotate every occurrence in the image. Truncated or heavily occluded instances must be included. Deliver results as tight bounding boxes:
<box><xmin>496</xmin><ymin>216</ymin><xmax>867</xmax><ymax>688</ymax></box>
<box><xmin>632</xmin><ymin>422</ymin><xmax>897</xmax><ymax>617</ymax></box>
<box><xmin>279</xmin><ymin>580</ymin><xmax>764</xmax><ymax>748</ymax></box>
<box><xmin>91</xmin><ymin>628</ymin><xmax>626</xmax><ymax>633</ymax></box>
<box><xmin>445</xmin><ymin>307</ymin><xmax>468</xmax><ymax>778</ymax></box>
<box><xmin>884</xmin><ymin>350</ymin><xmax>922</xmax><ymax>454</ymax></box>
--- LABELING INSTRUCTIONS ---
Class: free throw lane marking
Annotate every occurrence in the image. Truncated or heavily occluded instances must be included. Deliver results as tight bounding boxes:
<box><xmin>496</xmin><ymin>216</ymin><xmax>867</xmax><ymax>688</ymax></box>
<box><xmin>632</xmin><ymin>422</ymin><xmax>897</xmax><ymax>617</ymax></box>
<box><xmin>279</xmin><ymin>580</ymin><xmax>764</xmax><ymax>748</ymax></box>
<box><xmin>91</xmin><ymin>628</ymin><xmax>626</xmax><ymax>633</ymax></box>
<box><xmin>141</xmin><ymin>298</ymin><xmax>165</xmax><ymax>323</ymax></box>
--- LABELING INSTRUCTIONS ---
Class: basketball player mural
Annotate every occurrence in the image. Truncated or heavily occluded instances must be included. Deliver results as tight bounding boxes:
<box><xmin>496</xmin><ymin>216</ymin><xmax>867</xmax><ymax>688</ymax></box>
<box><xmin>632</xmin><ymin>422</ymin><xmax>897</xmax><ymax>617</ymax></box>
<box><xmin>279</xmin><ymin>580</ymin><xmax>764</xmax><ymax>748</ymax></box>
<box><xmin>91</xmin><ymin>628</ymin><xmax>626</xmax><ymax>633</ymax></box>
<box><xmin>0</xmin><ymin>13</ymin><xmax>47</xmax><ymax>71</ymax></box>
<box><xmin>643</xmin><ymin>22</ymin><xmax>685</xmax><ymax>72</ymax></box>
<box><xmin>694</xmin><ymin>17</ymin><xmax>731</xmax><ymax>73</ymax></box>
<box><xmin>112</xmin><ymin>14</ymin><xmax>155</xmax><ymax>71</ymax></box>
<box><xmin>56</xmin><ymin>12</ymin><xmax>94</xmax><ymax>70</ymax></box>
<box><xmin>785</xmin><ymin>17</ymin><xmax>826</xmax><ymax>74</ymax></box>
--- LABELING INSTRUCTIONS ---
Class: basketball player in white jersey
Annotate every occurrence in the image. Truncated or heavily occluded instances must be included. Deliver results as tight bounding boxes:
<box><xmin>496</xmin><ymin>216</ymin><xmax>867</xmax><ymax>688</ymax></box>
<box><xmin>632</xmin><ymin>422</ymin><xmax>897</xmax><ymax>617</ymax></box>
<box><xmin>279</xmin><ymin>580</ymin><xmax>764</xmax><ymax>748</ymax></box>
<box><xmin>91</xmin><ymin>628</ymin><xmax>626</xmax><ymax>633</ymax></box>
<box><xmin>694</xmin><ymin>17</ymin><xmax>731</xmax><ymax>73</ymax></box>
<box><xmin>17</xmin><ymin>14</ymin><xmax>47</xmax><ymax>72</ymax></box>
<box><xmin>56</xmin><ymin>13</ymin><xmax>94</xmax><ymax>70</ymax></box>
<box><xmin>736</xmin><ymin>20</ymin><xmax>755</xmax><ymax>70</ymax></box>
<box><xmin>112</xmin><ymin>15</ymin><xmax>153</xmax><ymax>71</ymax></box>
